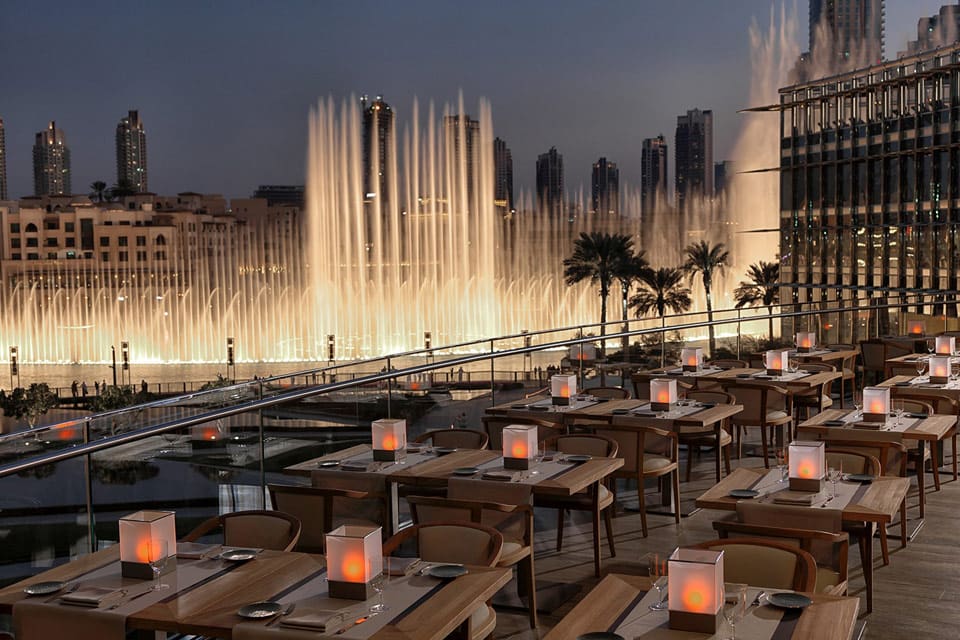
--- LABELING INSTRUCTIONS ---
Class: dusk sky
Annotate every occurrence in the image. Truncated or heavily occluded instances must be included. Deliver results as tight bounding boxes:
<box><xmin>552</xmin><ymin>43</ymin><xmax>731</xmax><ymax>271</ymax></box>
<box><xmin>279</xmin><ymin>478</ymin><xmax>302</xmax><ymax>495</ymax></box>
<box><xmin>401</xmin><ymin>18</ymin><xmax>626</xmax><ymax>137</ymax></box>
<box><xmin>0</xmin><ymin>1</ymin><xmax>950</xmax><ymax>200</ymax></box>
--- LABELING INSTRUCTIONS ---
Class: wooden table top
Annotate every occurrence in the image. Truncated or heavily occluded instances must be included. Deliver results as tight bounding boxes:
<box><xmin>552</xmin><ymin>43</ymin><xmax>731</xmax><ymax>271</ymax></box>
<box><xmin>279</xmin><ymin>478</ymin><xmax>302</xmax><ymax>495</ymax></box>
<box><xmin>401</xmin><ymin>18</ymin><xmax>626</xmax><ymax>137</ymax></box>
<box><xmin>0</xmin><ymin>546</ymin><xmax>511</xmax><ymax>640</ymax></box>
<box><xmin>488</xmin><ymin>398</ymin><xmax>743</xmax><ymax>430</ymax></box>
<box><xmin>388</xmin><ymin>448</ymin><xmax>623</xmax><ymax>497</ymax></box>
<box><xmin>713</xmin><ymin>368</ymin><xmax>842</xmax><ymax>391</ymax></box>
<box><xmin>694</xmin><ymin>467</ymin><xmax>909</xmax><ymax>524</ymax></box>
<box><xmin>542</xmin><ymin>573</ymin><xmax>859</xmax><ymax>640</ymax></box>
<box><xmin>794</xmin><ymin>348</ymin><xmax>858</xmax><ymax>364</ymax></box>
<box><xmin>877</xmin><ymin>375</ymin><xmax>960</xmax><ymax>401</ymax></box>
<box><xmin>798</xmin><ymin>408</ymin><xmax>956</xmax><ymax>442</ymax></box>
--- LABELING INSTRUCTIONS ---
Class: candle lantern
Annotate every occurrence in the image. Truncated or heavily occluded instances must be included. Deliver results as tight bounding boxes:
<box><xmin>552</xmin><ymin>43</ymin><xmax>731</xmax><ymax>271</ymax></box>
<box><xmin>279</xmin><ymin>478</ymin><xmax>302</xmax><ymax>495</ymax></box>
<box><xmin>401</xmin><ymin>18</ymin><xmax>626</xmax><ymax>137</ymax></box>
<box><xmin>862</xmin><ymin>386</ymin><xmax>890</xmax><ymax>423</ymax></box>
<box><xmin>650</xmin><ymin>378</ymin><xmax>677</xmax><ymax>412</ymax></box>
<box><xmin>667</xmin><ymin>547</ymin><xmax>724</xmax><ymax>634</ymax></box>
<box><xmin>929</xmin><ymin>356</ymin><xmax>951</xmax><ymax>384</ymax></box>
<box><xmin>326</xmin><ymin>525</ymin><xmax>383</xmax><ymax>600</ymax></box>
<box><xmin>405</xmin><ymin>374</ymin><xmax>431</xmax><ymax>391</ymax></box>
<box><xmin>502</xmin><ymin>424</ymin><xmax>538</xmax><ymax>470</ymax></box>
<box><xmin>191</xmin><ymin>422</ymin><xmax>228</xmax><ymax>449</ymax></box>
<box><xmin>936</xmin><ymin>336</ymin><xmax>955</xmax><ymax>355</ymax></box>
<box><xmin>119</xmin><ymin>510</ymin><xmax>177</xmax><ymax>579</ymax></box>
<box><xmin>568</xmin><ymin>344</ymin><xmax>597</xmax><ymax>362</ymax></box>
<box><xmin>551</xmin><ymin>374</ymin><xmax>576</xmax><ymax>406</ymax></box>
<box><xmin>788</xmin><ymin>441</ymin><xmax>825</xmax><ymax>492</ymax></box>
<box><xmin>681</xmin><ymin>347</ymin><xmax>703</xmax><ymax>372</ymax></box>
<box><xmin>372</xmin><ymin>418</ymin><xmax>407</xmax><ymax>462</ymax></box>
<box><xmin>765</xmin><ymin>349</ymin><xmax>790</xmax><ymax>376</ymax></box>
<box><xmin>907</xmin><ymin>320</ymin><xmax>926</xmax><ymax>336</ymax></box>
<box><xmin>795</xmin><ymin>332</ymin><xmax>816</xmax><ymax>353</ymax></box>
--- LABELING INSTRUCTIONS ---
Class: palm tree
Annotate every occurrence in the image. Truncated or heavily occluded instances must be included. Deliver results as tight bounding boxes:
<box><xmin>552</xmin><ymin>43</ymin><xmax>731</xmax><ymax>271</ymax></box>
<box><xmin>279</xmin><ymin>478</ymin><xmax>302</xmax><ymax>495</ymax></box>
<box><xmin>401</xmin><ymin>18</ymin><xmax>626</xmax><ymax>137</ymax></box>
<box><xmin>109</xmin><ymin>178</ymin><xmax>136</xmax><ymax>201</ymax></box>
<box><xmin>563</xmin><ymin>232</ymin><xmax>635</xmax><ymax>340</ymax></box>
<box><xmin>683</xmin><ymin>240</ymin><xmax>730</xmax><ymax>356</ymax></box>
<box><xmin>629</xmin><ymin>267</ymin><xmax>692</xmax><ymax>319</ymax></box>
<box><xmin>733</xmin><ymin>261</ymin><xmax>781</xmax><ymax>339</ymax></box>
<box><xmin>89</xmin><ymin>180</ymin><xmax>108</xmax><ymax>203</ymax></box>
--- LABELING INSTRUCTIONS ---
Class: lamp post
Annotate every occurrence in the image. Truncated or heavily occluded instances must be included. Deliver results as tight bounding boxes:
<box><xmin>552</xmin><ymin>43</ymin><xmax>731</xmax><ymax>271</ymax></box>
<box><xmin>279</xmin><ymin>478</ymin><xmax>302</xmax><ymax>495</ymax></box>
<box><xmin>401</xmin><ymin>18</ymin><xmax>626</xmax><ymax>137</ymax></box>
<box><xmin>9</xmin><ymin>346</ymin><xmax>19</xmax><ymax>390</ymax></box>
<box><xmin>226</xmin><ymin>337</ymin><xmax>235</xmax><ymax>381</ymax></box>
<box><xmin>111</xmin><ymin>345</ymin><xmax>117</xmax><ymax>388</ymax></box>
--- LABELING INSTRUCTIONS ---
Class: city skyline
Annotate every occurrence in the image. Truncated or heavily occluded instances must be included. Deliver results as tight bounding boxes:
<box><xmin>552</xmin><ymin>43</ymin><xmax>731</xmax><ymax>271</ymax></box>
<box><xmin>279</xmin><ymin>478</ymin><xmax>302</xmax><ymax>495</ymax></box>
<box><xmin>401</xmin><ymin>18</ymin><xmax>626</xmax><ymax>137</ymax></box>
<box><xmin>0</xmin><ymin>1</ymin><xmax>948</xmax><ymax>200</ymax></box>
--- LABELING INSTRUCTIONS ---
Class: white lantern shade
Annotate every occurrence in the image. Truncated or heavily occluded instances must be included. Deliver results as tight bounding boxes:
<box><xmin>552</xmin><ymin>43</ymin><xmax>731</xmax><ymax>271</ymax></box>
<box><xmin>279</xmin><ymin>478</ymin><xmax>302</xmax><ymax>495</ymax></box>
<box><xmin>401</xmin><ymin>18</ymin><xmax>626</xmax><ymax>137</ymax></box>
<box><xmin>788</xmin><ymin>440</ymin><xmax>825</xmax><ymax>484</ymax></box>
<box><xmin>936</xmin><ymin>336</ymin><xmax>956</xmax><ymax>355</ymax></box>
<box><xmin>650</xmin><ymin>378</ymin><xmax>677</xmax><ymax>411</ymax></box>
<box><xmin>862</xmin><ymin>386</ymin><xmax>890</xmax><ymax>422</ymax></box>
<box><xmin>795</xmin><ymin>332</ymin><xmax>816</xmax><ymax>351</ymax></box>
<box><xmin>551</xmin><ymin>374</ymin><xmax>576</xmax><ymax>399</ymax></box>
<box><xmin>503</xmin><ymin>424</ymin><xmax>538</xmax><ymax>468</ymax></box>
<box><xmin>929</xmin><ymin>355</ymin><xmax>951</xmax><ymax>382</ymax></box>
<box><xmin>191</xmin><ymin>422</ymin><xmax>227</xmax><ymax>442</ymax></box>
<box><xmin>406</xmin><ymin>374</ymin><xmax>430</xmax><ymax>391</ymax></box>
<box><xmin>372</xmin><ymin>419</ymin><xmax>406</xmax><ymax>456</ymax></box>
<box><xmin>326</xmin><ymin>525</ymin><xmax>383</xmax><ymax>588</ymax></box>
<box><xmin>568</xmin><ymin>344</ymin><xmax>597</xmax><ymax>361</ymax></box>
<box><xmin>681</xmin><ymin>347</ymin><xmax>703</xmax><ymax>371</ymax></box>
<box><xmin>907</xmin><ymin>320</ymin><xmax>926</xmax><ymax>336</ymax></box>
<box><xmin>765</xmin><ymin>349</ymin><xmax>789</xmax><ymax>373</ymax></box>
<box><xmin>119</xmin><ymin>510</ymin><xmax>177</xmax><ymax>578</ymax></box>
<box><xmin>668</xmin><ymin>547</ymin><xmax>724</xmax><ymax>633</ymax></box>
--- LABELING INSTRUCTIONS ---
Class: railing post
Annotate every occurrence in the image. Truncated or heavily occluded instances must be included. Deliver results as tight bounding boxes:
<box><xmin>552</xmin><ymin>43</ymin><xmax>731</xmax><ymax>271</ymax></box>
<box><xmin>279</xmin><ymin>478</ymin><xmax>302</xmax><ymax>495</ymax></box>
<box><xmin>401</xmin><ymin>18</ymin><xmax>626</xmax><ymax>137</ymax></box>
<box><xmin>83</xmin><ymin>417</ymin><xmax>95</xmax><ymax>553</ymax></box>
<box><xmin>258</xmin><ymin>380</ymin><xmax>267</xmax><ymax>508</ymax></box>
<box><xmin>660</xmin><ymin>315</ymin><xmax>666</xmax><ymax>368</ymax></box>
<box><xmin>736</xmin><ymin>308</ymin><xmax>742</xmax><ymax>359</ymax></box>
<box><xmin>489</xmin><ymin>340</ymin><xmax>496</xmax><ymax>405</ymax></box>
<box><xmin>386</xmin><ymin>357</ymin><xmax>393</xmax><ymax>418</ymax></box>
<box><xmin>578</xmin><ymin>328</ymin><xmax>585</xmax><ymax>390</ymax></box>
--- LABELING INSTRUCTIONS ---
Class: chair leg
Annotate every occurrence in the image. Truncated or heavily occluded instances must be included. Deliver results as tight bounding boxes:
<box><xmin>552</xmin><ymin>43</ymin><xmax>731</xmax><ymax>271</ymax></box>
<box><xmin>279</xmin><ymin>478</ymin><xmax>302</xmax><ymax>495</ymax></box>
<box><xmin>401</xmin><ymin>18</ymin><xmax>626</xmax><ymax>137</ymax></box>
<box><xmin>555</xmin><ymin>508</ymin><xmax>565</xmax><ymax>552</ymax></box>
<box><xmin>879</xmin><ymin>523</ymin><xmax>890</xmax><ymax>566</ymax></box>
<box><xmin>685</xmin><ymin>445</ymin><xmax>696</xmax><ymax>482</ymax></box>
<box><xmin>952</xmin><ymin>432</ymin><xmax>958</xmax><ymax>481</ymax></box>
<box><xmin>722</xmin><ymin>444</ymin><xmax>731</xmax><ymax>477</ymax></box>
<box><xmin>900</xmin><ymin>500</ymin><xmax>907</xmax><ymax>548</ymax></box>
<box><xmin>931</xmin><ymin>443</ymin><xmax>941</xmax><ymax>491</ymax></box>
<box><xmin>592</xmin><ymin>504</ymin><xmax>601</xmax><ymax>578</ymax></box>
<box><xmin>760</xmin><ymin>425</ymin><xmax>770</xmax><ymax>469</ymax></box>
<box><xmin>638</xmin><ymin>474</ymin><xmax>648</xmax><ymax>537</ymax></box>
<box><xmin>520</xmin><ymin>555</ymin><xmax>537</xmax><ymax>629</ymax></box>
<box><xmin>603</xmin><ymin>506</ymin><xmax>616</xmax><ymax>558</ymax></box>
<box><xmin>672</xmin><ymin>470</ymin><xmax>681</xmax><ymax>526</ymax></box>
<box><xmin>917</xmin><ymin>458</ymin><xmax>926</xmax><ymax>518</ymax></box>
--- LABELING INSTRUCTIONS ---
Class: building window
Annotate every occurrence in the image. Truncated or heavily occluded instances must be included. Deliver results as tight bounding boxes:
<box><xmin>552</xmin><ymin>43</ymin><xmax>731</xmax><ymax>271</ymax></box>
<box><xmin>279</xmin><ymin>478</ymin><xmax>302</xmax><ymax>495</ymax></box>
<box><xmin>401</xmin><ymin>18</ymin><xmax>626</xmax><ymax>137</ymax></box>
<box><xmin>27</xmin><ymin>253</ymin><xmax>39</xmax><ymax>260</ymax></box>
<box><xmin>11</xmin><ymin>253</ymin><xmax>20</xmax><ymax>260</ymax></box>
<box><xmin>25</xmin><ymin>223</ymin><xmax>37</xmax><ymax>233</ymax></box>
<box><xmin>155</xmin><ymin>251</ymin><xmax>166</xmax><ymax>260</ymax></box>
<box><xmin>10</xmin><ymin>238</ymin><xmax>20</xmax><ymax>249</ymax></box>
<box><xmin>136</xmin><ymin>251</ymin><xmax>147</xmax><ymax>262</ymax></box>
<box><xmin>101</xmin><ymin>252</ymin><xmax>110</xmax><ymax>262</ymax></box>
<box><xmin>118</xmin><ymin>237</ymin><xmax>128</xmax><ymax>246</ymax></box>
<box><xmin>9</xmin><ymin>223</ymin><xmax>19</xmax><ymax>233</ymax></box>
<box><xmin>44</xmin><ymin>220</ymin><xmax>59</xmax><ymax>230</ymax></box>
<box><xmin>155</xmin><ymin>235</ymin><xmax>167</xmax><ymax>246</ymax></box>
<box><xmin>47</xmin><ymin>252</ymin><xmax>56</xmax><ymax>259</ymax></box>
<box><xmin>119</xmin><ymin>251</ymin><xmax>129</xmax><ymax>262</ymax></box>
<box><xmin>136</xmin><ymin>236</ymin><xmax>146</xmax><ymax>246</ymax></box>
<box><xmin>65</xmin><ymin>237</ymin><xmax>75</xmax><ymax>247</ymax></box>
<box><xmin>100</xmin><ymin>237</ymin><xmax>110</xmax><ymax>247</ymax></box>
<box><xmin>26</xmin><ymin>238</ymin><xmax>38</xmax><ymax>248</ymax></box>
<box><xmin>45</xmin><ymin>238</ymin><xmax>58</xmax><ymax>247</ymax></box>
<box><xmin>65</xmin><ymin>222</ymin><xmax>75</xmax><ymax>232</ymax></box>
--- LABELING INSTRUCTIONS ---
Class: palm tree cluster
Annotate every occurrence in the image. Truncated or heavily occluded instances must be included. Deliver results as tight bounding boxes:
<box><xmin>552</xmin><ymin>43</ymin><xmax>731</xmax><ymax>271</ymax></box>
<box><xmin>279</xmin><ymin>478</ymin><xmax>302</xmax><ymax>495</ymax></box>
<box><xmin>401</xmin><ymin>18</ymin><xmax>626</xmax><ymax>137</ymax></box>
<box><xmin>564</xmin><ymin>232</ymin><xmax>780</xmax><ymax>356</ymax></box>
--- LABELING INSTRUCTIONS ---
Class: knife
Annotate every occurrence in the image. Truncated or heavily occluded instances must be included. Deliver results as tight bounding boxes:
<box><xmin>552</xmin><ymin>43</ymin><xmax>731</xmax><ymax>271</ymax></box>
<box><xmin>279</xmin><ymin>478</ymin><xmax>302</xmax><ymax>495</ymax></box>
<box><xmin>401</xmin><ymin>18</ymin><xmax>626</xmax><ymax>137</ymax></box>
<box><xmin>335</xmin><ymin>612</ymin><xmax>380</xmax><ymax>635</ymax></box>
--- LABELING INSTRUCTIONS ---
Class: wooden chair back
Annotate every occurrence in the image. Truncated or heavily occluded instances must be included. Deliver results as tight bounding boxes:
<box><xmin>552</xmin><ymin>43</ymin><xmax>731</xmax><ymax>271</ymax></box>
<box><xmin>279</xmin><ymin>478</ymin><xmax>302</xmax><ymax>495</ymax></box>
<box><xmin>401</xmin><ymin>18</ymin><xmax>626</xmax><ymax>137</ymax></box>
<box><xmin>588</xmin><ymin>386</ymin><xmax>631</xmax><ymax>400</ymax></box>
<box><xmin>382</xmin><ymin>522</ymin><xmax>503</xmax><ymax>567</ymax></box>
<box><xmin>689</xmin><ymin>538</ymin><xmax>817</xmax><ymax>592</ymax></box>
<box><xmin>182</xmin><ymin>509</ymin><xmax>301</xmax><ymax>552</ymax></box>
<box><xmin>414</xmin><ymin>428</ymin><xmax>489</xmax><ymax>449</ymax></box>
<box><xmin>481</xmin><ymin>415</ymin><xmax>561</xmax><ymax>451</ymax></box>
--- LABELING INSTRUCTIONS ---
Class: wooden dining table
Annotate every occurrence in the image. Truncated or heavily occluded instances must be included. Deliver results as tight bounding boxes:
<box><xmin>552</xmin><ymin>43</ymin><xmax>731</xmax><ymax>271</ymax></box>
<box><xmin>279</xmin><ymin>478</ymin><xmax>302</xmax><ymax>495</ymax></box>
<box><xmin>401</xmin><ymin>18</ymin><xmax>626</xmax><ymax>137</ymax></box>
<box><xmin>695</xmin><ymin>466</ymin><xmax>909</xmax><ymax>615</ymax></box>
<box><xmin>0</xmin><ymin>545</ymin><xmax>511</xmax><ymax>640</ymax></box>
<box><xmin>542</xmin><ymin>573</ymin><xmax>860</xmax><ymax>640</ymax></box>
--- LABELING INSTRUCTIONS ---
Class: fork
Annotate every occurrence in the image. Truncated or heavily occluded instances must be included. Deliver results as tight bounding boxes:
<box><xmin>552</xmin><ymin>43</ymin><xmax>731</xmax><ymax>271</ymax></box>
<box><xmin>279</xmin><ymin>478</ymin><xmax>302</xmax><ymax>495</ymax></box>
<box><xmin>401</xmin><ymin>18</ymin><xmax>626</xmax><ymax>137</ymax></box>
<box><xmin>749</xmin><ymin>591</ymin><xmax>766</xmax><ymax>608</ymax></box>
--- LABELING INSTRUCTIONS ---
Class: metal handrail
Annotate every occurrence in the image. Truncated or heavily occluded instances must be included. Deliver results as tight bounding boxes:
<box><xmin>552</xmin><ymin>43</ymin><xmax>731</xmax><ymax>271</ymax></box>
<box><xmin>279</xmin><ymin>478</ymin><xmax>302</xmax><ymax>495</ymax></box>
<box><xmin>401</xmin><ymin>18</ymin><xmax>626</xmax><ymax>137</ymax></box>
<box><xmin>0</xmin><ymin>291</ymin><xmax>947</xmax><ymax>479</ymax></box>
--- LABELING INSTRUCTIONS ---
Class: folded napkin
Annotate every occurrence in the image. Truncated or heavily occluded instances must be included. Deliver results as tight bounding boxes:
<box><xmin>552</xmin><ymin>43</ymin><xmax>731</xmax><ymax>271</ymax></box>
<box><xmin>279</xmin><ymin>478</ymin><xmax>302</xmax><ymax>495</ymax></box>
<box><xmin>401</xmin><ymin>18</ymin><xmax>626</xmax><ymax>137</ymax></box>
<box><xmin>772</xmin><ymin>491</ymin><xmax>818</xmax><ymax>505</ymax></box>
<box><xmin>177</xmin><ymin>541</ymin><xmax>220</xmax><ymax>559</ymax></box>
<box><xmin>387</xmin><ymin>556</ymin><xmax>421</xmax><ymax>576</ymax></box>
<box><xmin>60</xmin><ymin>586</ymin><xmax>126</xmax><ymax>607</ymax></box>
<box><xmin>824</xmin><ymin>420</ymin><xmax>846</xmax><ymax>426</ymax></box>
<box><xmin>852</xmin><ymin>421</ymin><xmax>883</xmax><ymax>430</ymax></box>
<box><xmin>279</xmin><ymin>608</ymin><xmax>347</xmax><ymax>632</ymax></box>
<box><xmin>481</xmin><ymin>470</ymin><xmax>516</xmax><ymax>482</ymax></box>
<box><xmin>908</xmin><ymin>412</ymin><xmax>928</xmax><ymax>419</ymax></box>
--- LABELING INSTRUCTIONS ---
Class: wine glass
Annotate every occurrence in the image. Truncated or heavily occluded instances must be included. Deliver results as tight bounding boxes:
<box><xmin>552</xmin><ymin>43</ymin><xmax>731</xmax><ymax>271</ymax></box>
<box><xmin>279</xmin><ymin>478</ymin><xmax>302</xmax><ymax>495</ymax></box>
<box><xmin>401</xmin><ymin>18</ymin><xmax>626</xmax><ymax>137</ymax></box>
<box><xmin>641</xmin><ymin>553</ymin><xmax>668</xmax><ymax>610</ymax></box>
<box><xmin>787</xmin><ymin>357</ymin><xmax>799</xmax><ymax>374</ymax></box>
<box><xmin>852</xmin><ymin>389</ymin><xmax>863</xmax><ymax>419</ymax></box>
<box><xmin>775</xmin><ymin>447</ymin><xmax>788</xmax><ymax>483</ymax></box>
<box><xmin>917</xmin><ymin>359</ymin><xmax>928</xmax><ymax>378</ymax></box>
<box><xmin>894</xmin><ymin>400</ymin><xmax>905</xmax><ymax>428</ymax></box>
<box><xmin>149</xmin><ymin>539</ymin><xmax>169</xmax><ymax>590</ymax></box>
<box><xmin>369</xmin><ymin>568</ymin><xmax>389</xmax><ymax>613</ymax></box>
<box><xmin>723</xmin><ymin>583</ymin><xmax>748</xmax><ymax>640</ymax></box>
<box><xmin>829</xmin><ymin>461</ymin><xmax>843</xmax><ymax>498</ymax></box>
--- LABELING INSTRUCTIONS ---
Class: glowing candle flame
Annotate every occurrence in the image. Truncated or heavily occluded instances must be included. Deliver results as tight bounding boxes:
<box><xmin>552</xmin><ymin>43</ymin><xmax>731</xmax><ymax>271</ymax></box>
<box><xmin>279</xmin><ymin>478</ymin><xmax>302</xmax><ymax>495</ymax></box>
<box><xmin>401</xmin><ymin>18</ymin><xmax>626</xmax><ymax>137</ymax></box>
<box><xmin>511</xmin><ymin>441</ymin><xmax>528</xmax><ymax>458</ymax></box>
<box><xmin>681</xmin><ymin>580</ymin><xmax>712</xmax><ymax>613</ymax></box>
<box><xmin>341</xmin><ymin>553</ymin><xmax>365</xmax><ymax>582</ymax></box>
<box><xmin>381</xmin><ymin>434</ymin><xmax>396</xmax><ymax>450</ymax></box>
<box><xmin>798</xmin><ymin>462</ymin><xmax>814</xmax><ymax>478</ymax></box>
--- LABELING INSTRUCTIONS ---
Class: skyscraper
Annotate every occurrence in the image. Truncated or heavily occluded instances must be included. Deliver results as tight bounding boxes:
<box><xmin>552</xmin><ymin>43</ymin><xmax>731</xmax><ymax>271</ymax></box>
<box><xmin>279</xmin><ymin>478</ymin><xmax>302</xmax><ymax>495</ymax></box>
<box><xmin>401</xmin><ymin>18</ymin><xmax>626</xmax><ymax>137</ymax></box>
<box><xmin>591</xmin><ymin>157</ymin><xmax>619</xmax><ymax>215</ymax></box>
<box><xmin>536</xmin><ymin>147</ymin><xmax>563</xmax><ymax>217</ymax></box>
<box><xmin>493</xmin><ymin>137</ymin><xmax>514</xmax><ymax>216</ymax></box>
<box><xmin>33</xmin><ymin>121</ymin><xmax>71</xmax><ymax>196</ymax></box>
<box><xmin>641</xmin><ymin>135</ymin><xmax>668</xmax><ymax>215</ymax></box>
<box><xmin>809</xmin><ymin>0</ymin><xmax>884</xmax><ymax>70</ymax></box>
<box><xmin>675</xmin><ymin>109</ymin><xmax>713</xmax><ymax>212</ymax></box>
<box><xmin>116</xmin><ymin>110</ymin><xmax>148</xmax><ymax>192</ymax></box>
<box><xmin>444</xmin><ymin>113</ymin><xmax>480</xmax><ymax>207</ymax></box>
<box><xmin>0</xmin><ymin>117</ymin><xmax>7</xmax><ymax>200</ymax></box>
<box><xmin>361</xmin><ymin>95</ymin><xmax>394</xmax><ymax>207</ymax></box>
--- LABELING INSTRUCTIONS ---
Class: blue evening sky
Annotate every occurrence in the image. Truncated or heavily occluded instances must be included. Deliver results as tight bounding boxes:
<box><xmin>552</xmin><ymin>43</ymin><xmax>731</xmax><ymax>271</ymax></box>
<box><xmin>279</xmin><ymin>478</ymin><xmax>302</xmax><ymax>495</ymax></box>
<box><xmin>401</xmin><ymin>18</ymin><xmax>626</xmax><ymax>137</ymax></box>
<box><xmin>0</xmin><ymin>1</ymin><xmax>950</xmax><ymax>199</ymax></box>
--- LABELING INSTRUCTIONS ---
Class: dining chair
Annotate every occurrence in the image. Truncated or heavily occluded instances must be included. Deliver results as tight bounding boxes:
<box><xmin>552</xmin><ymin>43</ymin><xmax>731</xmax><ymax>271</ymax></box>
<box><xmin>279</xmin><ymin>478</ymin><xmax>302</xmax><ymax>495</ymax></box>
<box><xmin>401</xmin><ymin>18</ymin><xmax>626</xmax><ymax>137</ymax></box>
<box><xmin>858</xmin><ymin>339</ymin><xmax>889</xmax><ymax>385</ymax></box>
<box><xmin>407</xmin><ymin>479</ymin><xmax>538</xmax><ymax>629</ymax></box>
<box><xmin>535</xmin><ymin>434</ymin><xmax>618</xmax><ymax>577</ymax></box>
<box><xmin>825</xmin><ymin>344</ymin><xmax>858</xmax><ymax>407</ymax></box>
<box><xmin>891</xmin><ymin>388</ymin><xmax>958</xmax><ymax>482</ymax></box>
<box><xmin>727</xmin><ymin>502</ymin><xmax>849</xmax><ymax>596</ymax></box>
<box><xmin>382</xmin><ymin>522</ymin><xmax>503</xmax><ymax>640</ymax></box>
<box><xmin>311</xmin><ymin>467</ymin><xmax>390</xmax><ymax>527</ymax></box>
<box><xmin>629</xmin><ymin>372</ymin><xmax>652</xmax><ymax>401</ymax></box>
<box><xmin>267</xmin><ymin>483</ymin><xmax>383</xmax><ymax>554</ymax></box>
<box><xmin>414</xmin><ymin>428</ymin><xmax>489</xmax><ymax>449</ymax></box>
<box><xmin>793</xmin><ymin>362</ymin><xmax>836</xmax><ymax>419</ymax></box>
<box><xmin>695</xmin><ymin>360</ymin><xmax>747</xmax><ymax>391</ymax></box>
<box><xmin>587</xmin><ymin>386</ymin><xmax>631</xmax><ymax>400</ymax></box>
<box><xmin>596</xmin><ymin>416</ymin><xmax>680</xmax><ymax>537</ymax></box>
<box><xmin>481</xmin><ymin>415</ymin><xmax>563</xmax><ymax>451</ymax></box>
<box><xmin>825</xmin><ymin>449</ymin><xmax>881</xmax><ymax>476</ymax></box>
<box><xmin>707</xmin><ymin>359</ymin><xmax>749</xmax><ymax>369</ymax></box>
<box><xmin>677</xmin><ymin>390</ymin><xmax>735</xmax><ymax>482</ymax></box>
<box><xmin>720</xmin><ymin>382</ymin><xmax>793</xmax><ymax>467</ymax></box>
<box><xmin>689</xmin><ymin>538</ymin><xmax>817</xmax><ymax>592</ymax></box>
<box><xmin>181</xmin><ymin>510</ymin><xmax>301</xmax><ymax>552</ymax></box>
<box><xmin>824</xmin><ymin>434</ymin><xmax>909</xmax><ymax>567</ymax></box>
<box><xmin>888</xmin><ymin>363</ymin><xmax>922</xmax><ymax>377</ymax></box>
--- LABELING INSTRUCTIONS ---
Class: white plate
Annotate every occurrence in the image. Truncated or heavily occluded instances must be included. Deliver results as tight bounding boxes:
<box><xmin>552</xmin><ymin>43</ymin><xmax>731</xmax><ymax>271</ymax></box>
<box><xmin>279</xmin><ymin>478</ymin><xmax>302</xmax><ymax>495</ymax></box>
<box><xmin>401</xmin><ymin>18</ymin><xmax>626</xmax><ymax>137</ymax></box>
<box><xmin>237</xmin><ymin>601</ymin><xmax>282</xmax><ymax>618</ymax></box>
<box><xmin>220</xmin><ymin>548</ymin><xmax>259</xmax><ymax>561</ymax></box>
<box><xmin>23</xmin><ymin>581</ymin><xmax>66</xmax><ymax>596</ymax></box>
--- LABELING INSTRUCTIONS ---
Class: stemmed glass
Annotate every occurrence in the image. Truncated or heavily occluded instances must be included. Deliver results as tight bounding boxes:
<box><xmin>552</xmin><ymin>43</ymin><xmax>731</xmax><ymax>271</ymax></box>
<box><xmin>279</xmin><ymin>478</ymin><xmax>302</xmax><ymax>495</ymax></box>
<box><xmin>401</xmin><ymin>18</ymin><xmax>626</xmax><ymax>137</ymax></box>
<box><xmin>852</xmin><ymin>389</ymin><xmax>863</xmax><ymax>419</ymax></box>
<box><xmin>369</xmin><ymin>568</ymin><xmax>389</xmax><ymax>613</ymax></box>
<box><xmin>787</xmin><ymin>358</ymin><xmax>799</xmax><ymax>375</ymax></box>
<box><xmin>723</xmin><ymin>583</ymin><xmax>748</xmax><ymax>640</ymax></box>
<box><xmin>829</xmin><ymin>461</ymin><xmax>843</xmax><ymax>498</ymax></box>
<box><xmin>641</xmin><ymin>553</ymin><xmax>668</xmax><ymax>610</ymax></box>
<box><xmin>893</xmin><ymin>400</ymin><xmax>905</xmax><ymax>428</ymax></box>
<box><xmin>149</xmin><ymin>539</ymin><xmax>169</xmax><ymax>590</ymax></box>
<box><xmin>917</xmin><ymin>359</ymin><xmax>928</xmax><ymax>379</ymax></box>
<box><xmin>775</xmin><ymin>447</ymin><xmax>788</xmax><ymax>483</ymax></box>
